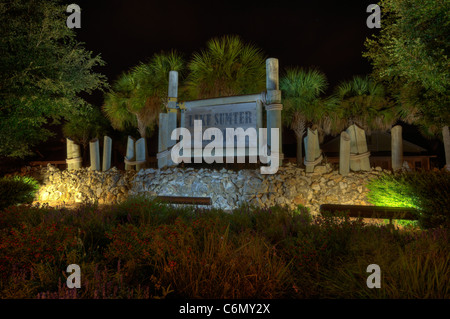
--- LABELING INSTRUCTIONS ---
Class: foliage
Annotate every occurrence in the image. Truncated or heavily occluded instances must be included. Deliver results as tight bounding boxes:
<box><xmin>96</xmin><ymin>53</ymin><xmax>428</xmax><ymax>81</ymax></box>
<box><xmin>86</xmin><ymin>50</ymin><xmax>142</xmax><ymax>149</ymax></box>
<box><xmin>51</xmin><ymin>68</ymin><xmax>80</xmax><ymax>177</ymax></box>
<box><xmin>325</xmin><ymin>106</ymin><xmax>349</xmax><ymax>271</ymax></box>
<box><xmin>366</xmin><ymin>170</ymin><xmax>450</xmax><ymax>229</ymax></box>
<box><xmin>280</xmin><ymin>68</ymin><xmax>334</xmax><ymax>164</ymax></box>
<box><xmin>320</xmin><ymin>227</ymin><xmax>449</xmax><ymax>298</ymax></box>
<box><xmin>62</xmin><ymin>102</ymin><xmax>110</xmax><ymax>149</ymax></box>
<box><xmin>331</xmin><ymin>75</ymin><xmax>397</xmax><ymax>134</ymax></box>
<box><xmin>0</xmin><ymin>175</ymin><xmax>39</xmax><ymax>210</ymax></box>
<box><xmin>363</xmin><ymin>0</ymin><xmax>450</xmax><ymax>133</ymax></box>
<box><xmin>0</xmin><ymin>197</ymin><xmax>448</xmax><ymax>299</ymax></box>
<box><xmin>0</xmin><ymin>0</ymin><xmax>107</xmax><ymax>158</ymax></box>
<box><xmin>186</xmin><ymin>35</ymin><xmax>266</xmax><ymax>99</ymax></box>
<box><xmin>103</xmin><ymin>51</ymin><xmax>184</xmax><ymax>138</ymax></box>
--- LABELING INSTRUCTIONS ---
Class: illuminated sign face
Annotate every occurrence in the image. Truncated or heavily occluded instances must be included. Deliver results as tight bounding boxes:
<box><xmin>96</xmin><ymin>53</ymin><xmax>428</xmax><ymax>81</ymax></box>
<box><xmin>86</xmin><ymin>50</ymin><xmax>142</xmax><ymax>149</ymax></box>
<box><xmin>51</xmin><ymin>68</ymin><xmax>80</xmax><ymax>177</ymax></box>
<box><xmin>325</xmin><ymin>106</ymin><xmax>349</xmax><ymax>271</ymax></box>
<box><xmin>184</xmin><ymin>102</ymin><xmax>258</xmax><ymax>148</ymax></box>
<box><xmin>170</xmin><ymin>122</ymin><xmax>280</xmax><ymax>174</ymax></box>
<box><xmin>165</xmin><ymin>94</ymin><xmax>280</xmax><ymax>173</ymax></box>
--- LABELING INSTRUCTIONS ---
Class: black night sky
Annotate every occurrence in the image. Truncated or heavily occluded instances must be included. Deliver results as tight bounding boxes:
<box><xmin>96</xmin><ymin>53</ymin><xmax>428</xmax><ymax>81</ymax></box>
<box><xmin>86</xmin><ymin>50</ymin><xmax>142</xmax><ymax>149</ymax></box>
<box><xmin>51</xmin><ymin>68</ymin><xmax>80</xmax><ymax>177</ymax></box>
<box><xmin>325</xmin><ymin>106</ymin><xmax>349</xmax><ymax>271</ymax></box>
<box><xmin>69</xmin><ymin>0</ymin><xmax>377</xmax><ymax>102</ymax></box>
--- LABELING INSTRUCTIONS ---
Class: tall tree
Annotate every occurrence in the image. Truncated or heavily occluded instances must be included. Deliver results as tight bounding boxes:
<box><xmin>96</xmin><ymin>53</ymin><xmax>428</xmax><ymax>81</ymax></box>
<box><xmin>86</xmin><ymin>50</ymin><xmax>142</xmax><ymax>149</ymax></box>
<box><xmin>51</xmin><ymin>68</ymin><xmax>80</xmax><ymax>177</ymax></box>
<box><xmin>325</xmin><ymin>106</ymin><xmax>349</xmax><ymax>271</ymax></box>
<box><xmin>332</xmin><ymin>76</ymin><xmax>397</xmax><ymax>134</ymax></box>
<box><xmin>0</xmin><ymin>0</ymin><xmax>107</xmax><ymax>158</ymax></box>
<box><xmin>186</xmin><ymin>35</ymin><xmax>266</xmax><ymax>99</ymax></box>
<box><xmin>103</xmin><ymin>51</ymin><xmax>184</xmax><ymax>139</ymax></box>
<box><xmin>363</xmin><ymin>0</ymin><xmax>449</xmax><ymax>165</ymax></box>
<box><xmin>280</xmin><ymin>68</ymin><xmax>333</xmax><ymax>166</ymax></box>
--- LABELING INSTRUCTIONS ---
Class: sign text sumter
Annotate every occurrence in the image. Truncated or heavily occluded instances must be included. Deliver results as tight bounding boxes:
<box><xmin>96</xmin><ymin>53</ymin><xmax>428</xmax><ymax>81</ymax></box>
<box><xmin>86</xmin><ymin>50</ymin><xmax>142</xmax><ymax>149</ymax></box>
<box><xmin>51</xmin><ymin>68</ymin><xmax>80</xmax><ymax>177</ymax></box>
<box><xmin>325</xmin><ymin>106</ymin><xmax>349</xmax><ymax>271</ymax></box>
<box><xmin>171</xmin><ymin>120</ymin><xmax>280</xmax><ymax>174</ymax></box>
<box><xmin>184</xmin><ymin>102</ymin><xmax>258</xmax><ymax>148</ymax></box>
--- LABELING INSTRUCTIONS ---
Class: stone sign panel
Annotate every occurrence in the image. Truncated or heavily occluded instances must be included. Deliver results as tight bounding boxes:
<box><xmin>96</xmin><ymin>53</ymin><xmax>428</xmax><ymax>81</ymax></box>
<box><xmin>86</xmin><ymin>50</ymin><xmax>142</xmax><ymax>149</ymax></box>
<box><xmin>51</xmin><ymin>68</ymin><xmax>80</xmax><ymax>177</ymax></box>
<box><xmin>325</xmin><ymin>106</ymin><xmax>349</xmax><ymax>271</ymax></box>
<box><xmin>183</xmin><ymin>102</ymin><xmax>259</xmax><ymax>148</ymax></box>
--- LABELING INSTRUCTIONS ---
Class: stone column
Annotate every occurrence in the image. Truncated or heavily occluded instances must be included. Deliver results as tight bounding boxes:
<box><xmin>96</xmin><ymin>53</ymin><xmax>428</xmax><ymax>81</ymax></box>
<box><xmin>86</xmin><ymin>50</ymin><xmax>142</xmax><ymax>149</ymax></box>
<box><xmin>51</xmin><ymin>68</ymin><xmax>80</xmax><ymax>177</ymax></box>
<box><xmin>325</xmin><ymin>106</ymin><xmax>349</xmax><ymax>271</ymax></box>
<box><xmin>66</xmin><ymin>138</ymin><xmax>74</xmax><ymax>170</ymax></box>
<box><xmin>125</xmin><ymin>136</ymin><xmax>135</xmax><ymax>171</ymax></box>
<box><xmin>72</xmin><ymin>143</ymin><xmax>82</xmax><ymax>169</ymax></box>
<box><xmin>158</xmin><ymin>113</ymin><xmax>169</xmax><ymax>168</ymax></box>
<box><xmin>443</xmin><ymin>126</ymin><xmax>450</xmax><ymax>170</ymax></box>
<box><xmin>135</xmin><ymin>137</ymin><xmax>147</xmax><ymax>171</ymax></box>
<box><xmin>391</xmin><ymin>125</ymin><xmax>403</xmax><ymax>171</ymax></box>
<box><xmin>167</xmin><ymin>70</ymin><xmax>178</xmax><ymax>167</ymax></box>
<box><xmin>102</xmin><ymin>136</ymin><xmax>112</xmax><ymax>171</ymax></box>
<box><xmin>89</xmin><ymin>138</ymin><xmax>101</xmax><ymax>171</ymax></box>
<box><xmin>265</xmin><ymin>58</ymin><xmax>283</xmax><ymax>166</ymax></box>
<box><xmin>346</xmin><ymin>124</ymin><xmax>371</xmax><ymax>171</ymax></box>
<box><xmin>339</xmin><ymin>131</ymin><xmax>350</xmax><ymax>176</ymax></box>
<box><xmin>66</xmin><ymin>138</ymin><xmax>82</xmax><ymax>170</ymax></box>
<box><xmin>304</xmin><ymin>128</ymin><xmax>322</xmax><ymax>173</ymax></box>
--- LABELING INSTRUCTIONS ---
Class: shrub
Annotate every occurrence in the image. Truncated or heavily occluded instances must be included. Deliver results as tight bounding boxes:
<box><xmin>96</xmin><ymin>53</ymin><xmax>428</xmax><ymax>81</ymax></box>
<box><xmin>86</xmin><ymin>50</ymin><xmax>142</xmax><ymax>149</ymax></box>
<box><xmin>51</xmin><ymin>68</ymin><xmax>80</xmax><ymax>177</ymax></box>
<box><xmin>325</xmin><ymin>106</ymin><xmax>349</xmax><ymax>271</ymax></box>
<box><xmin>366</xmin><ymin>170</ymin><xmax>450</xmax><ymax>229</ymax></box>
<box><xmin>104</xmin><ymin>216</ymin><xmax>291</xmax><ymax>298</ymax></box>
<box><xmin>318</xmin><ymin>227</ymin><xmax>450</xmax><ymax>298</ymax></box>
<box><xmin>1</xmin><ymin>196</ymin><xmax>448</xmax><ymax>299</ymax></box>
<box><xmin>0</xmin><ymin>175</ymin><xmax>39</xmax><ymax>210</ymax></box>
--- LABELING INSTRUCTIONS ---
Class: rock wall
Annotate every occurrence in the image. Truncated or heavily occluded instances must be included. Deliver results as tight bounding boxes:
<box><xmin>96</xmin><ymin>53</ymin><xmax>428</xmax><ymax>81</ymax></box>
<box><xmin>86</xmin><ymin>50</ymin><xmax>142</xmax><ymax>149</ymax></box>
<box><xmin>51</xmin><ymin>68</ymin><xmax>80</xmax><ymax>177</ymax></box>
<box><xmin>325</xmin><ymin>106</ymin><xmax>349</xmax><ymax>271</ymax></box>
<box><xmin>36</xmin><ymin>163</ymin><xmax>390</xmax><ymax>215</ymax></box>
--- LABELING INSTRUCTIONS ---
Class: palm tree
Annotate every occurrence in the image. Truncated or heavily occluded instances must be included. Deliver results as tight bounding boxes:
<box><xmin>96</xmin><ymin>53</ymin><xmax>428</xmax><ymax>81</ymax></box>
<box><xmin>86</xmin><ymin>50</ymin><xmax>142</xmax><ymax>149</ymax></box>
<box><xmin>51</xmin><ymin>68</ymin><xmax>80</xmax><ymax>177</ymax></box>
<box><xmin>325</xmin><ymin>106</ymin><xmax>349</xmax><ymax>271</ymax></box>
<box><xmin>103</xmin><ymin>50</ymin><xmax>185</xmax><ymax>139</ymax></box>
<box><xmin>333</xmin><ymin>76</ymin><xmax>397</xmax><ymax>134</ymax></box>
<box><xmin>280</xmin><ymin>68</ymin><xmax>332</xmax><ymax>166</ymax></box>
<box><xmin>186</xmin><ymin>35</ymin><xmax>266</xmax><ymax>99</ymax></box>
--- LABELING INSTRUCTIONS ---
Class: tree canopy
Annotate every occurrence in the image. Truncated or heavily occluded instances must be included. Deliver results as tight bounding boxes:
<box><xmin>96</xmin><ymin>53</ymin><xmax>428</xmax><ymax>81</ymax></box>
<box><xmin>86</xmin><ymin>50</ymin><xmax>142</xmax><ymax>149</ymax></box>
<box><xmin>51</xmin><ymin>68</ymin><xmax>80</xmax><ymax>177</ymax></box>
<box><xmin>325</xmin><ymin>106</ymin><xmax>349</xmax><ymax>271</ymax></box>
<box><xmin>280</xmin><ymin>68</ymin><xmax>335</xmax><ymax>164</ymax></box>
<box><xmin>332</xmin><ymin>76</ymin><xmax>397</xmax><ymax>134</ymax></box>
<box><xmin>186</xmin><ymin>35</ymin><xmax>266</xmax><ymax>99</ymax></box>
<box><xmin>363</xmin><ymin>0</ymin><xmax>449</xmax><ymax>134</ymax></box>
<box><xmin>103</xmin><ymin>51</ymin><xmax>185</xmax><ymax>138</ymax></box>
<box><xmin>62</xmin><ymin>102</ymin><xmax>110</xmax><ymax>151</ymax></box>
<box><xmin>0</xmin><ymin>0</ymin><xmax>107</xmax><ymax>158</ymax></box>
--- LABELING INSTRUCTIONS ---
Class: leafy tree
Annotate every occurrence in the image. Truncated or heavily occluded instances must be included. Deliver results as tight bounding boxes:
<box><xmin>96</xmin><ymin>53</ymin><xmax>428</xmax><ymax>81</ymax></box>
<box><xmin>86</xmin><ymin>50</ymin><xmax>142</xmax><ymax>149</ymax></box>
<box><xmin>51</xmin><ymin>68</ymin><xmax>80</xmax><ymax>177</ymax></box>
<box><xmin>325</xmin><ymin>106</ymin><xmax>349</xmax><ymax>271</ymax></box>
<box><xmin>62</xmin><ymin>103</ymin><xmax>110</xmax><ymax>159</ymax></box>
<box><xmin>363</xmin><ymin>0</ymin><xmax>449</xmax><ymax>164</ymax></box>
<box><xmin>332</xmin><ymin>76</ymin><xmax>397</xmax><ymax>134</ymax></box>
<box><xmin>103</xmin><ymin>51</ymin><xmax>185</xmax><ymax>139</ymax></box>
<box><xmin>0</xmin><ymin>0</ymin><xmax>107</xmax><ymax>158</ymax></box>
<box><xmin>186</xmin><ymin>35</ymin><xmax>266</xmax><ymax>99</ymax></box>
<box><xmin>280</xmin><ymin>68</ymin><xmax>335</xmax><ymax>165</ymax></box>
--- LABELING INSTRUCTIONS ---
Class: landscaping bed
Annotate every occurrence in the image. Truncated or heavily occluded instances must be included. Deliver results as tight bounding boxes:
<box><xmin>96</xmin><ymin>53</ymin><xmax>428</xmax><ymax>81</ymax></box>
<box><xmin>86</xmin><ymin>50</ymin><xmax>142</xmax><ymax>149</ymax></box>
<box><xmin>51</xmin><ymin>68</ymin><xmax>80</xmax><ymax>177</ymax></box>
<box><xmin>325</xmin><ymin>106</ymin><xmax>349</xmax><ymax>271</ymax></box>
<box><xmin>0</xmin><ymin>197</ymin><xmax>448</xmax><ymax>299</ymax></box>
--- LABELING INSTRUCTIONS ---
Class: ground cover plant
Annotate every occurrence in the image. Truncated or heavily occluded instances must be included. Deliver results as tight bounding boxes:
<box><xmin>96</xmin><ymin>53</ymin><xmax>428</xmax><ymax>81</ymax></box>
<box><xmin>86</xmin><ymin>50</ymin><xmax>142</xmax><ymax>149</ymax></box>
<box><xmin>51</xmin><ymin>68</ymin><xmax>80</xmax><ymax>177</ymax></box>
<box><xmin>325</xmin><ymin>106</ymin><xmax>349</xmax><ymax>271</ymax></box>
<box><xmin>0</xmin><ymin>176</ymin><xmax>39</xmax><ymax>211</ymax></box>
<box><xmin>366</xmin><ymin>170</ymin><xmax>450</xmax><ymax>229</ymax></box>
<box><xmin>0</xmin><ymin>196</ymin><xmax>448</xmax><ymax>299</ymax></box>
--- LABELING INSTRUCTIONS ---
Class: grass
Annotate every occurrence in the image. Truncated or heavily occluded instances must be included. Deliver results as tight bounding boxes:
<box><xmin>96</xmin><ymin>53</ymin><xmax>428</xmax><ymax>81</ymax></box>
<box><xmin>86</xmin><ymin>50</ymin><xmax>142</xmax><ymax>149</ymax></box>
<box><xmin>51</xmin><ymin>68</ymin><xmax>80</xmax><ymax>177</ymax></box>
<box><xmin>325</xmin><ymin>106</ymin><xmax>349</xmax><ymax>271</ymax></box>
<box><xmin>0</xmin><ymin>196</ymin><xmax>448</xmax><ymax>299</ymax></box>
<box><xmin>366</xmin><ymin>170</ymin><xmax>450</xmax><ymax>229</ymax></box>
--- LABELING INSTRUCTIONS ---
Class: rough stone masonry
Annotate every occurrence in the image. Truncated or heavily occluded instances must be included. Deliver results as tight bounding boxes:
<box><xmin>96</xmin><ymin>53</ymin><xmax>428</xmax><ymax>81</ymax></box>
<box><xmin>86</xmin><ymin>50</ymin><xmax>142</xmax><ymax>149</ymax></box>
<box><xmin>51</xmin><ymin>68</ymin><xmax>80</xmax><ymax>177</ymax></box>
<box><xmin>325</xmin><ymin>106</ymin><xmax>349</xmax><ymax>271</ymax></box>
<box><xmin>35</xmin><ymin>163</ymin><xmax>390</xmax><ymax>215</ymax></box>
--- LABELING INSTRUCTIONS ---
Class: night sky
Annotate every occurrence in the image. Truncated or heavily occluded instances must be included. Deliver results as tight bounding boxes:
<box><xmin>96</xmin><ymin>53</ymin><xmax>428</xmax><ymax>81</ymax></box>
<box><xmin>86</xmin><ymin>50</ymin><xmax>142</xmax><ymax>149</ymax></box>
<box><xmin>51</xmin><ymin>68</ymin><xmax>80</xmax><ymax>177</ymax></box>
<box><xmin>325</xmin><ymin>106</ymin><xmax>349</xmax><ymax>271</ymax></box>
<box><xmin>68</xmin><ymin>0</ymin><xmax>378</xmax><ymax>105</ymax></box>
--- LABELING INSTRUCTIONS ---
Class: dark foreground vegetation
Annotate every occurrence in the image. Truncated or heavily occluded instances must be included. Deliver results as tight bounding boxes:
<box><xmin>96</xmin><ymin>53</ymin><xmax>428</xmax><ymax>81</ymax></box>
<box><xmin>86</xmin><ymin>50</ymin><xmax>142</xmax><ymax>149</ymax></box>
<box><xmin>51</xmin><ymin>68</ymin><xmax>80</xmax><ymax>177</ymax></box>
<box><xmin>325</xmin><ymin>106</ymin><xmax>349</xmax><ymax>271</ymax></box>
<box><xmin>0</xmin><ymin>194</ymin><xmax>448</xmax><ymax>299</ymax></box>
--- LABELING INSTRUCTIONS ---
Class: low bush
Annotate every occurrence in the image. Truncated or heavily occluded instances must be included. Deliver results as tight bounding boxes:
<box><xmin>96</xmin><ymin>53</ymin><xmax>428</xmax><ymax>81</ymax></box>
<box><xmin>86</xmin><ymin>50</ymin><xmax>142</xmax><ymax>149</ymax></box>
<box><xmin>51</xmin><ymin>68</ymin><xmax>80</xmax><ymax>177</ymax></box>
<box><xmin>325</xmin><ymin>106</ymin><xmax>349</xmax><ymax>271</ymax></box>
<box><xmin>0</xmin><ymin>197</ymin><xmax>448</xmax><ymax>299</ymax></box>
<box><xmin>0</xmin><ymin>175</ymin><xmax>39</xmax><ymax>210</ymax></box>
<box><xmin>366</xmin><ymin>170</ymin><xmax>450</xmax><ymax>229</ymax></box>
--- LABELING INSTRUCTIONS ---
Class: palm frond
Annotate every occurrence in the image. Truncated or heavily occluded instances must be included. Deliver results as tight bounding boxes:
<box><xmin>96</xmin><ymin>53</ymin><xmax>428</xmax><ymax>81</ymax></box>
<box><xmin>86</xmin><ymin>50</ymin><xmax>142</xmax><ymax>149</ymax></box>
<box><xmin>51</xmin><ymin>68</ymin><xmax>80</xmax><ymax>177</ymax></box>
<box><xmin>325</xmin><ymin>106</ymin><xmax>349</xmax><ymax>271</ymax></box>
<box><xmin>332</xmin><ymin>75</ymin><xmax>397</xmax><ymax>133</ymax></box>
<box><xmin>187</xmin><ymin>35</ymin><xmax>266</xmax><ymax>99</ymax></box>
<box><xmin>102</xmin><ymin>51</ymin><xmax>185</xmax><ymax>137</ymax></box>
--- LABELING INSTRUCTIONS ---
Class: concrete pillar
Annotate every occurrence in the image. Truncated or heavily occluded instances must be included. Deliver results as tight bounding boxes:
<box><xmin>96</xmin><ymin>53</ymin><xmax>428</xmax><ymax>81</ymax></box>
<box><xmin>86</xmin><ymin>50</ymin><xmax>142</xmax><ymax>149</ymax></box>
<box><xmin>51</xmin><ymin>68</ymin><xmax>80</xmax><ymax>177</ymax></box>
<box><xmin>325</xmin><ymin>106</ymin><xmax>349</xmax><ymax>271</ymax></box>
<box><xmin>66</xmin><ymin>138</ymin><xmax>74</xmax><ymax>170</ymax></box>
<box><xmin>339</xmin><ymin>131</ymin><xmax>350</xmax><ymax>176</ymax></box>
<box><xmin>72</xmin><ymin>143</ymin><xmax>82</xmax><ymax>169</ymax></box>
<box><xmin>66</xmin><ymin>138</ymin><xmax>82</xmax><ymax>170</ymax></box>
<box><xmin>347</xmin><ymin>124</ymin><xmax>370</xmax><ymax>171</ymax></box>
<box><xmin>265</xmin><ymin>58</ymin><xmax>283</xmax><ymax>166</ymax></box>
<box><xmin>443</xmin><ymin>126</ymin><xmax>450</xmax><ymax>170</ymax></box>
<box><xmin>125</xmin><ymin>136</ymin><xmax>135</xmax><ymax>171</ymax></box>
<box><xmin>304</xmin><ymin>128</ymin><xmax>321</xmax><ymax>173</ymax></box>
<box><xmin>102</xmin><ymin>136</ymin><xmax>112</xmax><ymax>171</ymax></box>
<box><xmin>391</xmin><ymin>125</ymin><xmax>403</xmax><ymax>171</ymax></box>
<box><xmin>89</xmin><ymin>138</ymin><xmax>101</xmax><ymax>171</ymax></box>
<box><xmin>135</xmin><ymin>137</ymin><xmax>147</xmax><ymax>171</ymax></box>
<box><xmin>158</xmin><ymin>113</ymin><xmax>169</xmax><ymax>168</ymax></box>
<box><xmin>167</xmin><ymin>71</ymin><xmax>178</xmax><ymax>167</ymax></box>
